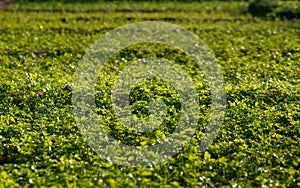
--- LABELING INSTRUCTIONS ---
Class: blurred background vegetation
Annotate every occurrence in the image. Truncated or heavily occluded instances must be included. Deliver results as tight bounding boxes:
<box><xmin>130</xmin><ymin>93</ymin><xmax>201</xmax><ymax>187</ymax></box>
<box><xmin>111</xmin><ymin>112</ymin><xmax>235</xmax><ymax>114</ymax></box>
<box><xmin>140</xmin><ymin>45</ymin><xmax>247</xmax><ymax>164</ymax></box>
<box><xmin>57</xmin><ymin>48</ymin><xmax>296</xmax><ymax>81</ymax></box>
<box><xmin>12</xmin><ymin>0</ymin><xmax>299</xmax><ymax>19</ymax></box>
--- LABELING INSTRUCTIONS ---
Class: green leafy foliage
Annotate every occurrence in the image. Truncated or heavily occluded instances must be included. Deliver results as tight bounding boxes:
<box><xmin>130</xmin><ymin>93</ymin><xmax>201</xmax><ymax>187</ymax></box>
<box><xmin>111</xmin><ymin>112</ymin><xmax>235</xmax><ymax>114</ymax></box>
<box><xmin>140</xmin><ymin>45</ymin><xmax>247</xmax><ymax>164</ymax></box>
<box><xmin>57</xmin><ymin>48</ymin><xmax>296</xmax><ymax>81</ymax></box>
<box><xmin>0</xmin><ymin>1</ymin><xmax>299</xmax><ymax>187</ymax></box>
<box><xmin>248</xmin><ymin>0</ymin><xmax>279</xmax><ymax>17</ymax></box>
<box><xmin>248</xmin><ymin>0</ymin><xmax>300</xmax><ymax>19</ymax></box>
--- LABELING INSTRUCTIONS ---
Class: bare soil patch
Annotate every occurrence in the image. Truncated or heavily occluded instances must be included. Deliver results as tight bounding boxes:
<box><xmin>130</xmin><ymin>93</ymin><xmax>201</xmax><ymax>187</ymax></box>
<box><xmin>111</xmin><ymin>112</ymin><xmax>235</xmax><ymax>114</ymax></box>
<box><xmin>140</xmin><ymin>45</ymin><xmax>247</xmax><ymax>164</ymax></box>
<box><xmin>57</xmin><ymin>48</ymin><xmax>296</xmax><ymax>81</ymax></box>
<box><xmin>0</xmin><ymin>0</ymin><xmax>17</xmax><ymax>10</ymax></box>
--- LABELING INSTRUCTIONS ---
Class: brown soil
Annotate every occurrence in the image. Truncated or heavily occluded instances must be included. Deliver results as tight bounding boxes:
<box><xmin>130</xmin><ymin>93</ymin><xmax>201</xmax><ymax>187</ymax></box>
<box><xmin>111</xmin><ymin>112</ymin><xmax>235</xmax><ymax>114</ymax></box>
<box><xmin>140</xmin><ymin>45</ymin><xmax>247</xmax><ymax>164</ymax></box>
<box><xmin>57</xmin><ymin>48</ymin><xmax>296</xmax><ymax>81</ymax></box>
<box><xmin>0</xmin><ymin>0</ymin><xmax>17</xmax><ymax>10</ymax></box>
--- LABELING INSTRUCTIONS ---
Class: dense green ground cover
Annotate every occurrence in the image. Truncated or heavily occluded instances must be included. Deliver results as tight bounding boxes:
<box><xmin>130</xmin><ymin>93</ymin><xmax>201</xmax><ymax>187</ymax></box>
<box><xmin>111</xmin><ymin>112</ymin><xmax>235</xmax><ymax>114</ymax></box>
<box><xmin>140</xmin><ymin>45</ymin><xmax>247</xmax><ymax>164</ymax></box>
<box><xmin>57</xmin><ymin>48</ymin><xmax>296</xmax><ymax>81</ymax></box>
<box><xmin>0</xmin><ymin>1</ymin><xmax>299</xmax><ymax>187</ymax></box>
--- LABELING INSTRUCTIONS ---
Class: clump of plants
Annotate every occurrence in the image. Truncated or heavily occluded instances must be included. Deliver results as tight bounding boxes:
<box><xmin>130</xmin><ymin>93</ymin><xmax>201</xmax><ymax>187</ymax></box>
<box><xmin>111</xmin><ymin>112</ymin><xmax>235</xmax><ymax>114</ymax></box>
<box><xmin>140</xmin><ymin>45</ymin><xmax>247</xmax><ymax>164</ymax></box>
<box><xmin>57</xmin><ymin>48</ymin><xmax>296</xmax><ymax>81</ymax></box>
<box><xmin>272</xmin><ymin>2</ymin><xmax>300</xmax><ymax>19</ymax></box>
<box><xmin>248</xmin><ymin>0</ymin><xmax>300</xmax><ymax>19</ymax></box>
<box><xmin>248</xmin><ymin>0</ymin><xmax>279</xmax><ymax>17</ymax></box>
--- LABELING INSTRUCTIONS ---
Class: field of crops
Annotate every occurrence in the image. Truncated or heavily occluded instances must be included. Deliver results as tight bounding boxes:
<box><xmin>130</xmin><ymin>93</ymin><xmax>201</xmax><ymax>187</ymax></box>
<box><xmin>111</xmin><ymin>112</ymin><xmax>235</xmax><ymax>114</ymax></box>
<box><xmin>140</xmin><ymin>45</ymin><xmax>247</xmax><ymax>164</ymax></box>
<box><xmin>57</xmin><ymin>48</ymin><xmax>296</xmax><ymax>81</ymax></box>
<box><xmin>0</xmin><ymin>0</ymin><xmax>299</xmax><ymax>187</ymax></box>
